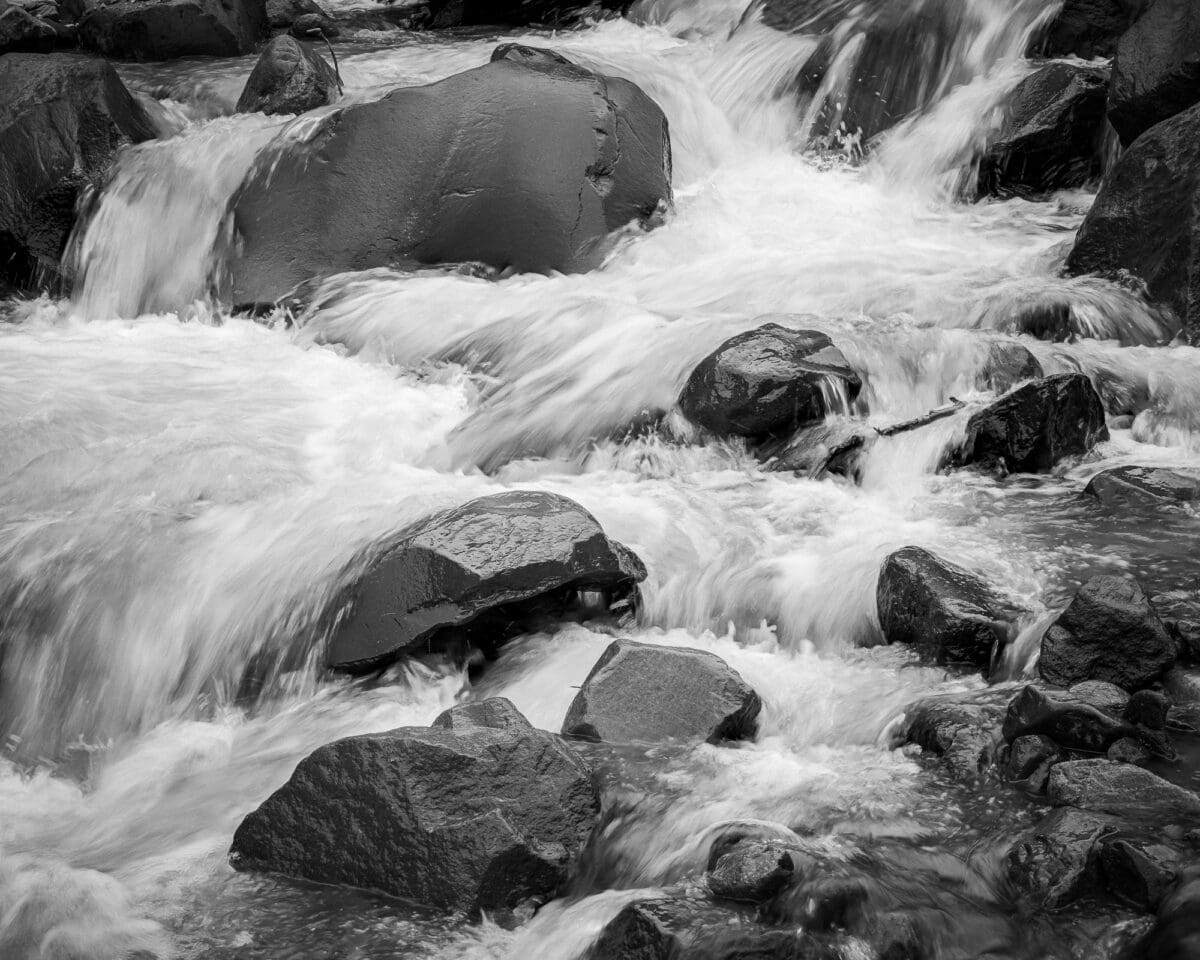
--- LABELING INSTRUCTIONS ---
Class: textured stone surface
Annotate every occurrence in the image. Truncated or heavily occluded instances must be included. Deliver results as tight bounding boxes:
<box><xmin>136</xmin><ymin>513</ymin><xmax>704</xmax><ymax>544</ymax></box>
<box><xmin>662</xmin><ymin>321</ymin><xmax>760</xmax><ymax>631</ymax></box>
<box><xmin>562</xmin><ymin>640</ymin><xmax>761</xmax><ymax>745</ymax></box>
<box><xmin>229</xmin><ymin>698</ymin><xmax>599</xmax><ymax>920</ymax></box>
<box><xmin>1047</xmin><ymin>759</ymin><xmax>1200</xmax><ymax>819</ymax></box>
<box><xmin>1084</xmin><ymin>465</ymin><xmax>1200</xmax><ymax>508</ymax></box>
<box><xmin>707</xmin><ymin>841</ymin><xmax>797</xmax><ymax>903</ymax></box>
<box><xmin>1006</xmin><ymin>807</ymin><xmax>1118</xmax><ymax>907</ymax></box>
<box><xmin>328</xmin><ymin>491</ymin><xmax>646</xmax><ymax>669</ymax></box>
<box><xmin>1002</xmin><ymin>685</ymin><xmax>1127</xmax><ymax>753</ymax></box>
<box><xmin>1032</xmin><ymin>0</ymin><xmax>1144</xmax><ymax>59</ymax></box>
<box><xmin>0</xmin><ymin>1</ymin><xmax>56</xmax><ymax>53</ymax></box>
<box><xmin>901</xmin><ymin>691</ymin><xmax>1007</xmax><ymax>781</ymax></box>
<box><xmin>236</xmin><ymin>35</ymin><xmax>339</xmax><ymax>116</ymax></box>
<box><xmin>79</xmin><ymin>0</ymin><xmax>267</xmax><ymax>59</ymax></box>
<box><xmin>1005</xmin><ymin>733</ymin><xmax>1059</xmax><ymax>781</ymax></box>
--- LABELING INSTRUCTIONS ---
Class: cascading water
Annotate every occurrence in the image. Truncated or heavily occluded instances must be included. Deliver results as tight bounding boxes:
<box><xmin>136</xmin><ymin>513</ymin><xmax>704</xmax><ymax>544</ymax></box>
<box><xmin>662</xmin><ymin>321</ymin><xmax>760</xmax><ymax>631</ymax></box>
<box><xmin>4</xmin><ymin>0</ymin><xmax>1200</xmax><ymax>957</ymax></box>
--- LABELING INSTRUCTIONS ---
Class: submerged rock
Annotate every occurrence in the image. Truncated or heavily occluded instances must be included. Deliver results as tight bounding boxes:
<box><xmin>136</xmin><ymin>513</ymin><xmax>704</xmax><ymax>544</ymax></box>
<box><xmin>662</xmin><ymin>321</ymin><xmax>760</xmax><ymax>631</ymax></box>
<box><xmin>0</xmin><ymin>53</ymin><xmax>155</xmax><ymax>292</ymax></box>
<box><xmin>327</xmin><ymin>491</ymin><xmax>645</xmax><ymax>670</ymax></box>
<box><xmin>765</xmin><ymin>418</ymin><xmax>869</xmax><ymax>479</ymax></box>
<box><xmin>229</xmin><ymin>698</ymin><xmax>599</xmax><ymax>921</ymax></box>
<box><xmin>900</xmin><ymin>691</ymin><xmax>1008</xmax><ymax>781</ymax></box>
<box><xmin>562</xmin><ymin>640</ymin><xmax>761</xmax><ymax>745</ymax></box>
<box><xmin>1128</xmin><ymin>866</ymin><xmax>1200</xmax><ymax>959</ymax></box>
<box><xmin>1101</xmin><ymin>839</ymin><xmax>1181</xmax><ymax>911</ymax></box>
<box><xmin>1006</xmin><ymin>807</ymin><xmax>1117</xmax><ymax>907</ymax></box>
<box><xmin>678</xmin><ymin>322</ymin><xmax>861</xmax><ymax>440</ymax></box>
<box><xmin>1039</xmin><ymin>575</ymin><xmax>1175</xmax><ymax>691</ymax></box>
<box><xmin>79</xmin><ymin>0</ymin><xmax>268</xmax><ymax>59</ymax></box>
<box><xmin>875</xmin><ymin>546</ymin><xmax>1017</xmax><ymax>668</ymax></box>
<box><xmin>235</xmin><ymin>34</ymin><xmax>338</xmax><ymax>115</ymax></box>
<box><xmin>946</xmin><ymin>373</ymin><xmax>1108</xmax><ymax>474</ymax></box>
<box><xmin>979</xmin><ymin>341</ymin><xmax>1044</xmax><ymax>393</ymax></box>
<box><xmin>707</xmin><ymin>841</ymin><xmax>797</xmax><ymax>903</ymax></box>
<box><xmin>1108</xmin><ymin>0</ymin><xmax>1200</xmax><ymax>147</ymax></box>
<box><xmin>1084</xmin><ymin>465</ymin><xmax>1200</xmax><ymax>508</ymax></box>
<box><xmin>1031</xmin><ymin>0</ymin><xmax>1144</xmax><ymax>59</ymax></box>
<box><xmin>978</xmin><ymin>63</ymin><xmax>1109</xmax><ymax>199</ymax></box>
<box><xmin>1047</xmin><ymin>759</ymin><xmax>1200</xmax><ymax>819</ymax></box>
<box><xmin>226</xmin><ymin>51</ymin><xmax>672</xmax><ymax>306</ymax></box>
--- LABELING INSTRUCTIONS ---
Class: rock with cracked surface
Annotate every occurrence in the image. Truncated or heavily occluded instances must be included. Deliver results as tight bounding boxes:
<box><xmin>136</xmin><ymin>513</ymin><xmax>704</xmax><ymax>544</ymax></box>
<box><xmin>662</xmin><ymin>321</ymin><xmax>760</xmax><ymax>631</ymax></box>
<box><xmin>226</xmin><ymin>48</ymin><xmax>672</xmax><ymax>306</ymax></box>
<box><xmin>229</xmin><ymin>698</ymin><xmax>599</xmax><ymax>923</ymax></box>
<box><xmin>707</xmin><ymin>841</ymin><xmax>797</xmax><ymax>903</ymax></box>
<box><xmin>900</xmin><ymin>690</ymin><xmax>1008</xmax><ymax>782</ymax></box>
<box><xmin>1047</xmin><ymin>759</ymin><xmax>1200</xmax><ymax>820</ymax></box>
<box><xmin>236</xmin><ymin>35</ymin><xmax>339</xmax><ymax>116</ymax></box>
<box><xmin>327</xmin><ymin>490</ymin><xmax>646</xmax><ymax>670</ymax></box>
<box><xmin>1084</xmin><ymin>465</ymin><xmax>1200</xmax><ymax>508</ymax></box>
<box><xmin>562</xmin><ymin>640</ymin><xmax>761</xmax><ymax>745</ymax></box>
<box><xmin>1006</xmin><ymin>806</ymin><xmax>1118</xmax><ymax>907</ymax></box>
<box><xmin>1002</xmin><ymin>685</ymin><xmax>1129</xmax><ymax>754</ymax></box>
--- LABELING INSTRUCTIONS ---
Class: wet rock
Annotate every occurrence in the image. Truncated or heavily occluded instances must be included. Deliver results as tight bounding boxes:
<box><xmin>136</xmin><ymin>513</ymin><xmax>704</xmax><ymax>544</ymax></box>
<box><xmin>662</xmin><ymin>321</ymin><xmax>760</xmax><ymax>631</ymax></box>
<box><xmin>707</xmin><ymin>841</ymin><xmax>797</xmax><ymax>903</ymax></box>
<box><xmin>1107</xmin><ymin>736</ymin><xmax>1152</xmax><ymax>765</ymax></box>
<box><xmin>0</xmin><ymin>1</ymin><xmax>56</xmax><ymax>52</ymax></box>
<box><xmin>1047</xmin><ymin>759</ymin><xmax>1200</xmax><ymax>819</ymax></box>
<box><xmin>1002</xmin><ymin>685</ymin><xmax>1127</xmax><ymax>753</ymax></box>
<box><xmin>901</xmin><ymin>691</ymin><xmax>1007</xmax><ymax>781</ymax></box>
<box><xmin>0</xmin><ymin>53</ymin><xmax>155</xmax><ymax>292</ymax></box>
<box><xmin>1101</xmin><ymin>839</ymin><xmax>1181</xmax><ymax>910</ymax></box>
<box><xmin>1125</xmin><ymin>689</ymin><xmax>1171</xmax><ymax>730</ymax></box>
<box><xmin>491</xmin><ymin>42</ymin><xmax>574</xmax><ymax>67</ymax></box>
<box><xmin>1108</xmin><ymin>0</ymin><xmax>1200</xmax><ymax>147</ymax></box>
<box><xmin>1006</xmin><ymin>806</ymin><xmax>1117</xmax><ymax>907</ymax></box>
<box><xmin>1065</xmin><ymin>102</ymin><xmax>1200</xmax><ymax>341</ymax></box>
<box><xmin>229</xmin><ymin>698</ymin><xmax>599</xmax><ymax>921</ymax></box>
<box><xmin>1069</xmin><ymin>679</ymin><xmax>1130</xmax><ymax>714</ymax></box>
<box><xmin>1005</xmin><ymin>733</ymin><xmax>1060</xmax><ymax>781</ymax></box>
<box><xmin>235</xmin><ymin>35</ymin><xmax>338</xmax><ymax>116</ymax></box>
<box><xmin>946</xmin><ymin>373</ymin><xmax>1108</xmax><ymax>474</ymax></box>
<box><xmin>876</xmin><ymin>546</ymin><xmax>1018</xmax><ymax>668</ymax></box>
<box><xmin>1085</xmin><ymin>465</ymin><xmax>1200</xmax><ymax>508</ymax></box>
<box><xmin>227</xmin><ymin>52</ymin><xmax>671</xmax><ymax>306</ymax></box>
<box><xmin>79</xmin><ymin>0</ymin><xmax>268</xmax><ymax>59</ymax></box>
<box><xmin>1039</xmin><ymin>575</ymin><xmax>1176</xmax><ymax>691</ymax></box>
<box><xmin>979</xmin><ymin>341</ymin><xmax>1044</xmax><ymax>393</ymax></box>
<box><xmin>1128</xmin><ymin>865</ymin><xmax>1200</xmax><ymax>960</ymax></box>
<box><xmin>426</xmin><ymin>0</ymin><xmax>622</xmax><ymax>29</ymax></box>
<box><xmin>265</xmin><ymin>0</ymin><xmax>325</xmax><ymax>28</ymax></box>
<box><xmin>766</xmin><ymin>418</ymin><xmax>870</xmax><ymax>479</ymax></box>
<box><xmin>678</xmin><ymin>322</ymin><xmax>861</xmax><ymax>441</ymax></box>
<box><xmin>562</xmin><ymin>640</ymin><xmax>761</xmax><ymax>745</ymax></box>
<box><xmin>327</xmin><ymin>491</ymin><xmax>646</xmax><ymax>670</ymax></box>
<box><xmin>978</xmin><ymin>63</ymin><xmax>1109</xmax><ymax>199</ymax></box>
<box><xmin>287</xmin><ymin>9</ymin><xmax>334</xmax><ymax>36</ymax></box>
<box><xmin>1031</xmin><ymin>0</ymin><xmax>1144</xmax><ymax>59</ymax></box>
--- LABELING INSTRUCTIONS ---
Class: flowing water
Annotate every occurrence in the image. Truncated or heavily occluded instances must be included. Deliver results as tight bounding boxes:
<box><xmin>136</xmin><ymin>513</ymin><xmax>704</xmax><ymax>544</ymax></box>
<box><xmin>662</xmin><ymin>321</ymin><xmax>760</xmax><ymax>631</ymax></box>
<box><xmin>4</xmin><ymin>0</ymin><xmax>1200</xmax><ymax>957</ymax></box>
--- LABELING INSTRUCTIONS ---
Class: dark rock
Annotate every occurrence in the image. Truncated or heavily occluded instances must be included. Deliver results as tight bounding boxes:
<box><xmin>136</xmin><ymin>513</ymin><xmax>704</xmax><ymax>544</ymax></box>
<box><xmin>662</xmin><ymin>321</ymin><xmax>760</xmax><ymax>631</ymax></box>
<box><xmin>678</xmin><ymin>322</ymin><xmax>861</xmax><ymax>440</ymax></box>
<box><xmin>1108</xmin><ymin>0</ymin><xmax>1200</xmax><ymax>147</ymax></box>
<box><xmin>0</xmin><ymin>53</ymin><xmax>155</xmax><ymax>292</ymax></box>
<box><xmin>490</xmin><ymin>42</ymin><xmax>573</xmax><ymax>67</ymax></box>
<box><xmin>226</xmin><ymin>53</ymin><xmax>671</xmax><ymax>306</ymax></box>
<box><xmin>1031</xmin><ymin>0</ymin><xmax>1144</xmax><ymax>59</ymax></box>
<box><xmin>876</xmin><ymin>546</ymin><xmax>1017</xmax><ymax>668</ymax></box>
<box><xmin>1101</xmin><ymin>839</ymin><xmax>1181</xmax><ymax>909</ymax></box>
<box><xmin>433</xmin><ymin>697</ymin><xmax>532</xmax><ymax>732</ymax></box>
<box><xmin>979</xmin><ymin>341</ymin><xmax>1044</xmax><ymax>393</ymax></box>
<box><xmin>1069</xmin><ymin>679</ymin><xmax>1130</xmax><ymax>714</ymax></box>
<box><xmin>900</xmin><ymin>691</ymin><xmax>1007</xmax><ymax>781</ymax></box>
<box><xmin>1085</xmin><ymin>465</ymin><xmax>1200</xmax><ymax>508</ymax></box>
<box><xmin>0</xmin><ymin>1</ymin><xmax>57</xmax><ymax>52</ymax></box>
<box><xmin>235</xmin><ymin>35</ymin><xmax>338</xmax><ymax>116</ymax></box>
<box><xmin>1005</xmin><ymin>733</ymin><xmax>1060</xmax><ymax>781</ymax></box>
<box><xmin>707</xmin><ymin>841</ymin><xmax>797</xmax><ymax>903</ymax></box>
<box><xmin>765</xmin><ymin>418</ymin><xmax>869</xmax><ymax>479</ymax></box>
<box><xmin>561</xmin><ymin>640</ymin><xmax>761</xmax><ymax>745</ymax></box>
<box><xmin>1107</xmin><ymin>736</ymin><xmax>1152</xmax><ymax>765</ymax></box>
<box><xmin>79</xmin><ymin>0</ymin><xmax>268</xmax><ymax>59</ymax></box>
<box><xmin>1002</xmin><ymin>685</ymin><xmax>1127</xmax><ymax>753</ymax></box>
<box><xmin>978</xmin><ymin>63</ymin><xmax>1109</xmax><ymax>199</ymax></box>
<box><xmin>287</xmin><ymin>9</ymin><xmax>334</xmax><ymax>36</ymax></box>
<box><xmin>1128</xmin><ymin>866</ymin><xmax>1200</xmax><ymax>960</ymax></box>
<box><xmin>327</xmin><ymin>491</ymin><xmax>646</xmax><ymax>670</ymax></box>
<box><xmin>946</xmin><ymin>373</ymin><xmax>1108</xmax><ymax>474</ymax></box>
<box><xmin>1047</xmin><ymin>759</ymin><xmax>1200</xmax><ymax>819</ymax></box>
<box><xmin>265</xmin><ymin>0</ymin><xmax>324</xmax><ymax>27</ymax></box>
<box><xmin>1006</xmin><ymin>807</ymin><xmax>1117</xmax><ymax>907</ymax></box>
<box><xmin>426</xmin><ymin>0</ymin><xmax>622</xmax><ymax>29</ymax></box>
<box><xmin>703</xmin><ymin>820</ymin><xmax>804</xmax><ymax>870</ymax></box>
<box><xmin>1125</xmin><ymin>689</ymin><xmax>1171</xmax><ymax>730</ymax></box>
<box><xmin>1039</xmin><ymin>575</ymin><xmax>1176</xmax><ymax>691</ymax></box>
<box><xmin>229</xmin><ymin>698</ymin><xmax>599</xmax><ymax>921</ymax></box>
<box><xmin>1065</xmin><ymin>102</ymin><xmax>1200</xmax><ymax>342</ymax></box>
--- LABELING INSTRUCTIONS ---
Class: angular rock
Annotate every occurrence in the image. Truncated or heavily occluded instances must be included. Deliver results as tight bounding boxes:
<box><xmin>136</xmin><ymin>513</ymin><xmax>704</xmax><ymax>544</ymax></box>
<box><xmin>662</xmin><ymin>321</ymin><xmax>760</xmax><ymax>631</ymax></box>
<box><xmin>978</xmin><ymin>63</ymin><xmax>1109</xmax><ymax>199</ymax></box>
<box><xmin>1006</xmin><ymin>807</ymin><xmax>1117</xmax><ymax>907</ymax></box>
<box><xmin>1031</xmin><ymin>0</ymin><xmax>1144</xmax><ymax>59</ymax></box>
<box><xmin>1084</xmin><ymin>465</ymin><xmax>1200</xmax><ymax>508</ymax></box>
<box><xmin>0</xmin><ymin>1</ymin><xmax>56</xmax><ymax>52</ymax></box>
<box><xmin>876</xmin><ymin>546</ymin><xmax>1017</xmax><ymax>668</ymax></box>
<box><xmin>1100</xmin><ymin>839</ymin><xmax>1181</xmax><ymax>910</ymax></box>
<box><xmin>235</xmin><ymin>35</ymin><xmax>339</xmax><ymax>116</ymax></box>
<box><xmin>229</xmin><ymin>698</ymin><xmax>599</xmax><ymax>920</ymax></box>
<box><xmin>1128</xmin><ymin>866</ymin><xmax>1200</xmax><ymax>960</ymax></box>
<box><xmin>561</xmin><ymin>640</ymin><xmax>761</xmax><ymax>745</ymax></box>
<box><xmin>265</xmin><ymin>0</ymin><xmax>325</xmax><ymax>27</ymax></box>
<box><xmin>678</xmin><ymin>322</ymin><xmax>861</xmax><ymax>440</ymax></box>
<box><xmin>79</xmin><ymin>0</ymin><xmax>268</xmax><ymax>59</ymax></box>
<box><xmin>1048</xmin><ymin>759</ymin><xmax>1200</xmax><ymax>819</ymax></box>
<box><xmin>766</xmin><ymin>418</ymin><xmax>870</xmax><ymax>480</ymax></box>
<box><xmin>1039</xmin><ymin>575</ymin><xmax>1176</xmax><ymax>691</ymax></box>
<box><xmin>0</xmin><ymin>54</ymin><xmax>155</xmax><ymax>291</ymax></box>
<box><xmin>491</xmin><ymin>42</ymin><xmax>574</xmax><ymax>67</ymax></box>
<box><xmin>707</xmin><ymin>841</ymin><xmax>797</xmax><ymax>903</ymax></box>
<box><xmin>1069</xmin><ymin>680</ymin><xmax>1130</xmax><ymax>714</ymax></box>
<box><xmin>979</xmin><ymin>341</ymin><xmax>1044</xmax><ymax>393</ymax></box>
<box><xmin>327</xmin><ymin>491</ymin><xmax>646</xmax><ymax>670</ymax></box>
<box><xmin>1065</xmin><ymin>102</ymin><xmax>1200</xmax><ymax>341</ymax></box>
<box><xmin>288</xmin><ymin>9</ymin><xmax>334</xmax><ymax>36</ymax></box>
<box><xmin>947</xmin><ymin>373</ymin><xmax>1108</xmax><ymax>474</ymax></box>
<box><xmin>1002</xmin><ymin>685</ymin><xmax>1127</xmax><ymax>753</ymax></box>
<box><xmin>1125</xmin><ymin>689</ymin><xmax>1171</xmax><ymax>730</ymax></box>
<box><xmin>901</xmin><ymin>691</ymin><xmax>1007</xmax><ymax>781</ymax></box>
<box><xmin>226</xmin><ymin>52</ymin><xmax>672</xmax><ymax>306</ymax></box>
<box><xmin>1005</xmin><ymin>733</ymin><xmax>1060</xmax><ymax>781</ymax></box>
<box><xmin>1107</xmin><ymin>736</ymin><xmax>1152</xmax><ymax>765</ymax></box>
<box><xmin>1108</xmin><ymin>0</ymin><xmax>1200</xmax><ymax>147</ymax></box>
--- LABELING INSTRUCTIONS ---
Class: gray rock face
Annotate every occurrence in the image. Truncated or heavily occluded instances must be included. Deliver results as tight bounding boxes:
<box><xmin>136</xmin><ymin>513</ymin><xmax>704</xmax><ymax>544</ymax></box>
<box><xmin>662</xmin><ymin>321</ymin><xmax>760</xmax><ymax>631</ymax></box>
<box><xmin>0</xmin><ymin>54</ymin><xmax>155</xmax><ymax>292</ymax></box>
<box><xmin>1129</xmin><ymin>866</ymin><xmax>1200</xmax><ymax>959</ymax></box>
<box><xmin>229</xmin><ymin>698</ymin><xmax>600</xmax><ymax>921</ymax></box>
<box><xmin>1100</xmin><ymin>839</ymin><xmax>1180</xmax><ymax>910</ymax></box>
<box><xmin>1039</xmin><ymin>575</ymin><xmax>1176</xmax><ymax>691</ymax></box>
<box><xmin>235</xmin><ymin>35</ymin><xmax>339</xmax><ymax>116</ymax></box>
<box><xmin>978</xmin><ymin>63</ymin><xmax>1109</xmax><ymax>199</ymax></box>
<box><xmin>226</xmin><ymin>51</ymin><xmax>672</xmax><ymax>306</ymax></box>
<box><xmin>678</xmin><ymin>322</ymin><xmax>862</xmax><ymax>440</ymax></box>
<box><xmin>1047</xmin><ymin>759</ymin><xmax>1200</xmax><ymax>819</ymax></box>
<box><xmin>1005</xmin><ymin>733</ymin><xmax>1059</xmax><ymax>781</ymax></box>
<box><xmin>1084</xmin><ymin>465</ymin><xmax>1200</xmax><ymax>508</ymax></box>
<box><xmin>562</xmin><ymin>640</ymin><xmax>761</xmax><ymax>745</ymax></box>
<box><xmin>328</xmin><ymin>491</ymin><xmax>646</xmax><ymax>669</ymax></box>
<box><xmin>707</xmin><ymin>841</ymin><xmax>797</xmax><ymax>903</ymax></box>
<box><xmin>901</xmin><ymin>690</ymin><xmax>1008</xmax><ymax>781</ymax></box>
<box><xmin>1002</xmin><ymin>685</ymin><xmax>1128</xmax><ymax>754</ymax></box>
<box><xmin>1032</xmin><ymin>0</ymin><xmax>1144</xmax><ymax>59</ymax></box>
<box><xmin>947</xmin><ymin>373</ymin><xmax>1108</xmax><ymax>474</ymax></box>
<box><xmin>265</xmin><ymin>0</ymin><xmax>324</xmax><ymax>27</ymax></box>
<box><xmin>79</xmin><ymin>0</ymin><xmax>267</xmax><ymax>59</ymax></box>
<box><xmin>0</xmin><ymin>1</ymin><xmax>57</xmax><ymax>53</ymax></box>
<box><xmin>1006</xmin><ymin>807</ymin><xmax>1117</xmax><ymax>907</ymax></box>
<box><xmin>979</xmin><ymin>341</ymin><xmax>1044</xmax><ymax>392</ymax></box>
<box><xmin>875</xmin><ymin>546</ymin><xmax>1017</xmax><ymax>668</ymax></box>
<box><xmin>1108</xmin><ymin>0</ymin><xmax>1200</xmax><ymax>146</ymax></box>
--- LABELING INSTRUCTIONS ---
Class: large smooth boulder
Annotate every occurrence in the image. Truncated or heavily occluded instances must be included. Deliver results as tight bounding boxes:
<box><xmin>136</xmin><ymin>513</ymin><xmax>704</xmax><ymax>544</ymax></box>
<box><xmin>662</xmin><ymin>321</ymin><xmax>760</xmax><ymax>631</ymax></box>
<box><xmin>1039</xmin><ymin>575</ymin><xmax>1176</xmax><ymax>691</ymax></box>
<box><xmin>0</xmin><ymin>54</ymin><xmax>155</xmax><ymax>291</ymax></box>
<box><xmin>1085</xmin><ymin>466</ymin><xmax>1200</xmax><ymax>508</ymax></box>
<box><xmin>229</xmin><ymin>698</ymin><xmax>599</xmax><ymax>921</ymax></box>
<box><xmin>1047</xmin><ymin>759</ymin><xmax>1200</xmax><ymax>819</ymax></box>
<box><xmin>875</xmin><ymin>546</ymin><xmax>1017</xmax><ymax>668</ymax></box>
<box><xmin>1006</xmin><ymin>807</ymin><xmax>1118</xmax><ymax>907</ymax></box>
<box><xmin>327</xmin><ymin>491</ymin><xmax>646</xmax><ymax>670</ymax></box>
<box><xmin>946</xmin><ymin>373</ymin><xmax>1108</xmax><ymax>474</ymax></box>
<box><xmin>977</xmin><ymin>63</ymin><xmax>1109</xmax><ymax>199</ymax></box>
<box><xmin>1108</xmin><ymin>0</ymin><xmax>1200</xmax><ymax>147</ymax></box>
<box><xmin>678</xmin><ymin>322</ymin><xmax>861</xmax><ymax>440</ymax></box>
<box><xmin>235</xmin><ymin>34</ymin><xmax>338</xmax><ymax>116</ymax></box>
<box><xmin>0</xmin><ymin>1</ymin><xmax>57</xmax><ymax>52</ymax></box>
<box><xmin>561</xmin><ymin>640</ymin><xmax>761</xmax><ymax>745</ymax></box>
<box><xmin>1031</xmin><ymin>0</ymin><xmax>1144</xmax><ymax>59</ymax></box>
<box><xmin>225</xmin><ymin>52</ymin><xmax>672</xmax><ymax>306</ymax></box>
<box><xmin>1065</xmin><ymin>102</ymin><xmax>1200</xmax><ymax>341</ymax></box>
<box><xmin>78</xmin><ymin>0</ymin><xmax>267</xmax><ymax>59</ymax></box>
